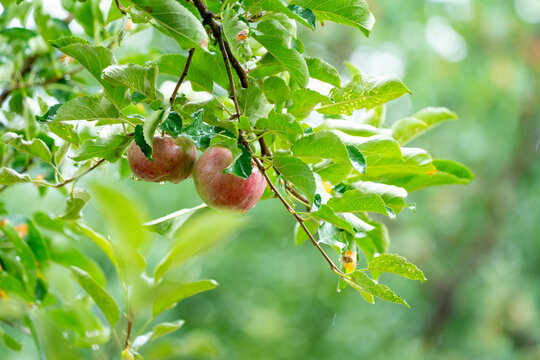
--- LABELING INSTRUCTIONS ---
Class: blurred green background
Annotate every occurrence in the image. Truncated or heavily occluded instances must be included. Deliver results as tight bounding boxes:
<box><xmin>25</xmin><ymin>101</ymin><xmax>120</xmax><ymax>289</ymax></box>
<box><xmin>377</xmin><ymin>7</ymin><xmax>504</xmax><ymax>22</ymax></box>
<box><xmin>2</xmin><ymin>0</ymin><xmax>540</xmax><ymax>359</ymax></box>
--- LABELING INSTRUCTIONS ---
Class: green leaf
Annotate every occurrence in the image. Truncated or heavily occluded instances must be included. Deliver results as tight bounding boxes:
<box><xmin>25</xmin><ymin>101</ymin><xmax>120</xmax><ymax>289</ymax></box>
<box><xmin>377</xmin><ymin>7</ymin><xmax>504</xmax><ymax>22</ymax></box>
<box><xmin>351</xmin><ymin>181</ymin><xmax>409</xmax><ymax>213</ymax></box>
<box><xmin>327</xmin><ymin>189</ymin><xmax>392</xmax><ymax>218</ymax></box>
<box><xmin>291</xmin><ymin>130</ymin><xmax>350</xmax><ymax>165</ymax></box>
<box><xmin>182</xmin><ymin>110</ymin><xmax>234</xmax><ymax>149</ymax></box>
<box><xmin>143</xmin><ymin>204</ymin><xmax>207</xmax><ymax>237</ymax></box>
<box><xmin>150</xmin><ymin>320</ymin><xmax>186</xmax><ymax>341</ymax></box>
<box><xmin>368</xmin><ymin>254</ymin><xmax>426</xmax><ymax>281</ymax></box>
<box><xmin>128</xmin><ymin>0</ymin><xmax>208</xmax><ymax>49</ymax></box>
<box><xmin>263</xmin><ymin>76</ymin><xmax>290</xmax><ymax>104</ymax></box>
<box><xmin>312</xmin><ymin>205</ymin><xmax>357</xmax><ymax>235</ymax></box>
<box><xmin>391</xmin><ymin>107</ymin><xmax>458</xmax><ymax>145</ymax></box>
<box><xmin>363</xmin><ymin>105</ymin><xmax>386</xmax><ymax>128</ymax></box>
<box><xmin>1</xmin><ymin>132</ymin><xmax>51</xmax><ymax>163</ymax></box>
<box><xmin>255</xmin><ymin>111</ymin><xmax>303</xmax><ymax>143</ymax></box>
<box><xmin>253</xmin><ymin>34</ymin><xmax>309</xmax><ymax>87</ymax></box>
<box><xmin>76</xmin><ymin>224</ymin><xmax>118</xmax><ymax>269</ymax></box>
<box><xmin>58</xmin><ymin>188</ymin><xmax>91</xmax><ymax>220</ymax></box>
<box><xmin>154</xmin><ymin>210</ymin><xmax>244</xmax><ymax>281</ymax></box>
<box><xmin>51</xmin><ymin>249</ymin><xmax>107</xmax><ymax>287</ymax></box>
<box><xmin>317</xmin><ymin>74</ymin><xmax>411</xmax><ymax>116</ymax></box>
<box><xmin>54</xmin><ymin>96</ymin><xmax>122</xmax><ymax>124</ymax></box>
<box><xmin>102</xmin><ymin>64</ymin><xmax>161</xmax><ymax>100</ymax></box>
<box><xmin>143</xmin><ymin>108</ymin><xmax>168</xmax><ymax>159</ymax></box>
<box><xmin>71</xmin><ymin>135</ymin><xmax>132</xmax><ymax>162</ymax></box>
<box><xmin>292</xmin><ymin>0</ymin><xmax>374</xmax><ymax>37</ymax></box>
<box><xmin>0</xmin><ymin>167</ymin><xmax>32</xmax><ymax>185</ymax></box>
<box><xmin>237</xmin><ymin>82</ymin><xmax>272</xmax><ymax>124</ymax></box>
<box><xmin>48</xmin><ymin>122</ymin><xmax>80</xmax><ymax>145</ymax></box>
<box><xmin>1</xmin><ymin>330</ymin><xmax>22</xmax><ymax>351</ymax></box>
<box><xmin>294</xmin><ymin>218</ymin><xmax>319</xmax><ymax>245</ymax></box>
<box><xmin>223</xmin><ymin>144</ymin><xmax>253</xmax><ymax>180</ymax></box>
<box><xmin>287</xmin><ymin>4</ymin><xmax>316</xmax><ymax>29</ymax></box>
<box><xmin>71</xmin><ymin>267</ymin><xmax>120</xmax><ymax>326</ymax></box>
<box><xmin>26</xmin><ymin>220</ymin><xmax>49</xmax><ymax>264</ymax></box>
<box><xmin>304</xmin><ymin>56</ymin><xmax>340</xmax><ymax>87</ymax></box>
<box><xmin>346</xmin><ymin>271</ymin><xmax>409</xmax><ymax>307</ymax></box>
<box><xmin>0</xmin><ymin>27</ymin><xmax>37</xmax><ymax>41</ymax></box>
<box><xmin>134</xmin><ymin>124</ymin><xmax>152</xmax><ymax>160</ymax></box>
<box><xmin>315</xmin><ymin>120</ymin><xmax>380</xmax><ymax>137</ymax></box>
<box><xmin>159</xmin><ymin>112</ymin><xmax>183</xmax><ymax>138</ymax></box>
<box><xmin>273</xmin><ymin>153</ymin><xmax>316</xmax><ymax>203</ymax></box>
<box><xmin>1</xmin><ymin>223</ymin><xmax>37</xmax><ymax>293</ymax></box>
<box><xmin>152</xmin><ymin>280</ymin><xmax>218</xmax><ymax>318</ymax></box>
<box><xmin>51</xmin><ymin>38</ymin><xmax>129</xmax><ymax>108</ymax></box>
<box><xmin>347</xmin><ymin>145</ymin><xmax>366</xmax><ymax>173</ymax></box>
<box><xmin>287</xmin><ymin>89</ymin><xmax>329</xmax><ymax>119</ymax></box>
<box><xmin>35</xmin><ymin>103</ymin><xmax>62</xmax><ymax>122</ymax></box>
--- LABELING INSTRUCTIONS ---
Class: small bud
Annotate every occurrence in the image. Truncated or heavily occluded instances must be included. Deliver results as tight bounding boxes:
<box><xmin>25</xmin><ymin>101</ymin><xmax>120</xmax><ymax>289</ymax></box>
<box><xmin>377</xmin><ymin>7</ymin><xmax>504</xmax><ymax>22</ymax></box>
<box><xmin>60</xmin><ymin>54</ymin><xmax>74</xmax><ymax>66</ymax></box>
<box><xmin>15</xmin><ymin>224</ymin><xmax>28</xmax><ymax>238</ymax></box>
<box><xmin>236</xmin><ymin>29</ymin><xmax>249</xmax><ymax>41</ymax></box>
<box><xmin>125</xmin><ymin>19</ymin><xmax>135</xmax><ymax>31</ymax></box>
<box><xmin>342</xmin><ymin>251</ymin><xmax>357</xmax><ymax>274</ymax></box>
<box><xmin>199</xmin><ymin>38</ymin><xmax>209</xmax><ymax>49</ymax></box>
<box><xmin>322</xmin><ymin>180</ymin><xmax>332</xmax><ymax>194</ymax></box>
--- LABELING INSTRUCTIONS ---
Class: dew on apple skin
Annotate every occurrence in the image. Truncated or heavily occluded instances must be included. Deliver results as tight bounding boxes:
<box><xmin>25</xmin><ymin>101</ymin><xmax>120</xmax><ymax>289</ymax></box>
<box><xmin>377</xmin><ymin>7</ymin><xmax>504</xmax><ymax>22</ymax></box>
<box><xmin>159</xmin><ymin>181</ymin><xmax>165</xmax><ymax>185</ymax></box>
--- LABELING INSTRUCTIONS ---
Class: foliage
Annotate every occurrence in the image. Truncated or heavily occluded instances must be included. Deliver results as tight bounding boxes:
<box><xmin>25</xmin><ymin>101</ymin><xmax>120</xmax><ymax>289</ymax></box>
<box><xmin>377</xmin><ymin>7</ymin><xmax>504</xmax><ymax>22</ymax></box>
<box><xmin>0</xmin><ymin>0</ymin><xmax>474</xmax><ymax>358</ymax></box>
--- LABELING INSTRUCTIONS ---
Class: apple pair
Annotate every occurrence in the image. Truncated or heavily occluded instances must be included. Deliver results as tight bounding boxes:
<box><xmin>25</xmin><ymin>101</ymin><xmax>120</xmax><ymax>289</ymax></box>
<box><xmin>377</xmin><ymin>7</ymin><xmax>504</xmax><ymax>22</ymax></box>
<box><xmin>127</xmin><ymin>136</ymin><xmax>266</xmax><ymax>213</ymax></box>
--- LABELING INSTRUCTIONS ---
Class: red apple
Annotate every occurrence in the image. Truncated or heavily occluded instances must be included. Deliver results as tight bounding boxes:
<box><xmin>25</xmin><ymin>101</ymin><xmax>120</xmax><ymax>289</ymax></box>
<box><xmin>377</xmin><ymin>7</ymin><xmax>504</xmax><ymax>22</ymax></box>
<box><xmin>127</xmin><ymin>136</ymin><xmax>197</xmax><ymax>183</ymax></box>
<box><xmin>193</xmin><ymin>146</ymin><xmax>266</xmax><ymax>213</ymax></box>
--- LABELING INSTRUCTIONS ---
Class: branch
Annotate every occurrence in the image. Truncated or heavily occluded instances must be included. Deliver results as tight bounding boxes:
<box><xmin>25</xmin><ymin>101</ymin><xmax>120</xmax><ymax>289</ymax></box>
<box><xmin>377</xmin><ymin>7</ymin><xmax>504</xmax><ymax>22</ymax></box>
<box><xmin>169</xmin><ymin>48</ymin><xmax>195</xmax><ymax>107</ymax></box>
<box><xmin>115</xmin><ymin>0</ymin><xmax>127</xmax><ymax>15</ymax></box>
<box><xmin>51</xmin><ymin>158</ymin><xmax>106</xmax><ymax>188</ymax></box>
<box><xmin>192</xmin><ymin>0</ymin><xmax>249</xmax><ymax>89</ymax></box>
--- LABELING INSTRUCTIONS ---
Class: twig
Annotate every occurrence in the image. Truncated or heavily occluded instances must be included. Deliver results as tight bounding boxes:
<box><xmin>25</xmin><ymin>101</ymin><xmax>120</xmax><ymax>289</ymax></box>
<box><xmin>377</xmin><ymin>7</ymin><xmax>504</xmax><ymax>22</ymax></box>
<box><xmin>0</xmin><ymin>55</ymin><xmax>38</xmax><ymax>106</ymax></box>
<box><xmin>192</xmin><ymin>0</ymin><xmax>249</xmax><ymax>89</ymax></box>
<box><xmin>170</xmin><ymin>48</ymin><xmax>195</xmax><ymax>107</ymax></box>
<box><xmin>247</xmin><ymin>11</ymin><xmax>266</xmax><ymax>22</ymax></box>
<box><xmin>51</xmin><ymin>158</ymin><xmax>106</xmax><ymax>188</ymax></box>
<box><xmin>124</xmin><ymin>316</ymin><xmax>133</xmax><ymax>348</ymax></box>
<box><xmin>115</xmin><ymin>0</ymin><xmax>127</xmax><ymax>15</ymax></box>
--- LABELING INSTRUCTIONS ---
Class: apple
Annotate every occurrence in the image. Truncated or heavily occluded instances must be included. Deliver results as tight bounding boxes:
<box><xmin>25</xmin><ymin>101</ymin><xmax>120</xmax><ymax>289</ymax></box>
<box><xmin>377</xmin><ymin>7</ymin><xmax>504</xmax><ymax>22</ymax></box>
<box><xmin>193</xmin><ymin>146</ymin><xmax>266</xmax><ymax>213</ymax></box>
<box><xmin>127</xmin><ymin>136</ymin><xmax>197</xmax><ymax>183</ymax></box>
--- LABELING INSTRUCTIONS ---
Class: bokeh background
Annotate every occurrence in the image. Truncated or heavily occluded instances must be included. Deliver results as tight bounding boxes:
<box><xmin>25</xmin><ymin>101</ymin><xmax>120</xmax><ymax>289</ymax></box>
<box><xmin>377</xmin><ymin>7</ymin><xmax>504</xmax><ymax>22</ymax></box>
<box><xmin>1</xmin><ymin>0</ymin><xmax>540</xmax><ymax>359</ymax></box>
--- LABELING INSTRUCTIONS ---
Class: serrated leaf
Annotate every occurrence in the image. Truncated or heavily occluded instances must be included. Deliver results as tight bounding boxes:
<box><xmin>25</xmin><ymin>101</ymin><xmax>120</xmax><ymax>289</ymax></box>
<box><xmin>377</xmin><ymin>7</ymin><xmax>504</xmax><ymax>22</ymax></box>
<box><xmin>287</xmin><ymin>4</ymin><xmax>316</xmax><ymax>29</ymax></box>
<box><xmin>154</xmin><ymin>210</ymin><xmax>244</xmax><ymax>281</ymax></box>
<box><xmin>51</xmin><ymin>38</ymin><xmax>129</xmax><ymax>108</ymax></box>
<box><xmin>315</xmin><ymin>120</ymin><xmax>381</xmax><ymax>137</ymax></box>
<box><xmin>263</xmin><ymin>76</ymin><xmax>290</xmax><ymax>104</ymax></box>
<box><xmin>327</xmin><ymin>189</ymin><xmax>392</xmax><ymax>217</ymax></box>
<box><xmin>1</xmin><ymin>132</ymin><xmax>51</xmax><ymax>163</ymax></box>
<box><xmin>54</xmin><ymin>96</ymin><xmax>122</xmax><ymax>124</ymax></box>
<box><xmin>222</xmin><ymin>7</ymin><xmax>249</xmax><ymax>59</ymax></box>
<box><xmin>347</xmin><ymin>145</ymin><xmax>366</xmax><ymax>173</ymax></box>
<box><xmin>351</xmin><ymin>181</ymin><xmax>409</xmax><ymax>213</ymax></box>
<box><xmin>273</xmin><ymin>153</ymin><xmax>316</xmax><ymax>203</ymax></box>
<box><xmin>312</xmin><ymin>204</ymin><xmax>355</xmax><ymax>234</ymax></box>
<box><xmin>362</xmin><ymin>105</ymin><xmax>386</xmax><ymax>128</ymax></box>
<box><xmin>304</xmin><ymin>56</ymin><xmax>340</xmax><ymax>87</ymax></box>
<box><xmin>253</xmin><ymin>34</ymin><xmax>309</xmax><ymax>87</ymax></box>
<box><xmin>71</xmin><ymin>135</ymin><xmax>132</xmax><ymax>162</ymax></box>
<box><xmin>0</xmin><ymin>167</ymin><xmax>32</xmax><ymax>185</ymax></box>
<box><xmin>237</xmin><ymin>82</ymin><xmax>272</xmax><ymax>124</ymax></box>
<box><xmin>150</xmin><ymin>320</ymin><xmax>185</xmax><ymax>341</ymax></box>
<box><xmin>58</xmin><ymin>188</ymin><xmax>91</xmax><ymax>221</ymax></box>
<box><xmin>294</xmin><ymin>218</ymin><xmax>319</xmax><ymax>245</ymax></box>
<box><xmin>391</xmin><ymin>107</ymin><xmax>458</xmax><ymax>145</ymax></box>
<box><xmin>255</xmin><ymin>110</ymin><xmax>302</xmax><ymax>143</ymax></box>
<box><xmin>291</xmin><ymin>130</ymin><xmax>350</xmax><ymax>165</ymax></box>
<box><xmin>26</xmin><ymin>220</ymin><xmax>49</xmax><ymax>264</ymax></box>
<box><xmin>51</xmin><ymin>248</ymin><xmax>107</xmax><ymax>287</ymax></box>
<box><xmin>1</xmin><ymin>223</ymin><xmax>38</xmax><ymax>293</ymax></box>
<box><xmin>317</xmin><ymin>74</ymin><xmax>411</xmax><ymax>116</ymax></box>
<box><xmin>223</xmin><ymin>144</ymin><xmax>253</xmax><ymax>179</ymax></box>
<box><xmin>71</xmin><ymin>267</ymin><xmax>120</xmax><ymax>326</ymax></box>
<box><xmin>35</xmin><ymin>103</ymin><xmax>62</xmax><ymax>122</ymax></box>
<box><xmin>287</xmin><ymin>89</ymin><xmax>329</xmax><ymax>119</ymax></box>
<box><xmin>347</xmin><ymin>271</ymin><xmax>409</xmax><ymax>307</ymax></box>
<box><xmin>182</xmin><ymin>110</ymin><xmax>234</xmax><ymax>149</ymax></box>
<box><xmin>152</xmin><ymin>280</ymin><xmax>218</xmax><ymax>318</ymax></box>
<box><xmin>143</xmin><ymin>108</ymin><xmax>168</xmax><ymax>158</ymax></box>
<box><xmin>102</xmin><ymin>64</ymin><xmax>161</xmax><ymax>100</ymax></box>
<box><xmin>292</xmin><ymin>0</ymin><xmax>374</xmax><ymax>37</ymax></box>
<box><xmin>134</xmin><ymin>124</ymin><xmax>152</xmax><ymax>160</ymax></box>
<box><xmin>368</xmin><ymin>253</ymin><xmax>426</xmax><ymax>281</ymax></box>
<box><xmin>128</xmin><ymin>0</ymin><xmax>208</xmax><ymax>49</ymax></box>
<box><xmin>48</xmin><ymin>122</ymin><xmax>80</xmax><ymax>144</ymax></box>
<box><xmin>159</xmin><ymin>112</ymin><xmax>183</xmax><ymax>138</ymax></box>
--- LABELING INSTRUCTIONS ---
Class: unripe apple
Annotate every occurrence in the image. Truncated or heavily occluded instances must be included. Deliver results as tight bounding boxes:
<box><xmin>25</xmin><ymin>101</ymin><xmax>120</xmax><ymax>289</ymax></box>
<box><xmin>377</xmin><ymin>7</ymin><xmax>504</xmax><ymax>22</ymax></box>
<box><xmin>193</xmin><ymin>146</ymin><xmax>266</xmax><ymax>213</ymax></box>
<box><xmin>127</xmin><ymin>136</ymin><xmax>197</xmax><ymax>183</ymax></box>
